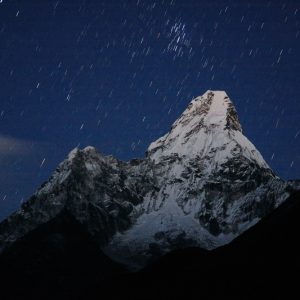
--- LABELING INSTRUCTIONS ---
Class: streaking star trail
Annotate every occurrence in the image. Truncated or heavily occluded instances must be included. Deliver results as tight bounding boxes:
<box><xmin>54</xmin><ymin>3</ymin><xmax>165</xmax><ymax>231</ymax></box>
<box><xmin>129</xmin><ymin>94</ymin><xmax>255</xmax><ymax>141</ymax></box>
<box><xmin>166</xmin><ymin>21</ymin><xmax>194</xmax><ymax>59</ymax></box>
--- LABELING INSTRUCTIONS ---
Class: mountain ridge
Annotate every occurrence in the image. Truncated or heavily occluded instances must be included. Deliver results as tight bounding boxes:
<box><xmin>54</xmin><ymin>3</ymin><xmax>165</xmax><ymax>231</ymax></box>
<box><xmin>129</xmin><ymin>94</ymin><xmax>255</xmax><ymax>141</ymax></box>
<box><xmin>0</xmin><ymin>90</ymin><xmax>293</xmax><ymax>268</ymax></box>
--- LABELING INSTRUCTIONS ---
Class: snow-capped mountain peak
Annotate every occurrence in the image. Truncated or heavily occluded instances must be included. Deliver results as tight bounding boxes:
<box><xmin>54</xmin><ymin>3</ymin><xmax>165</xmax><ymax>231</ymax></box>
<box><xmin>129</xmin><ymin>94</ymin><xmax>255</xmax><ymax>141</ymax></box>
<box><xmin>147</xmin><ymin>91</ymin><xmax>267</xmax><ymax>171</ymax></box>
<box><xmin>182</xmin><ymin>90</ymin><xmax>241</xmax><ymax>131</ymax></box>
<box><xmin>0</xmin><ymin>90</ymin><xmax>291</xmax><ymax>270</ymax></box>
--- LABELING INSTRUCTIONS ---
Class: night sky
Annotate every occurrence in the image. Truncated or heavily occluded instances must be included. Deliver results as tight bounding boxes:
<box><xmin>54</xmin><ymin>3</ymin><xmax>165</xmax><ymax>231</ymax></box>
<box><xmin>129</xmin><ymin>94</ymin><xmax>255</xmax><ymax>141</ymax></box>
<box><xmin>0</xmin><ymin>0</ymin><xmax>299</xmax><ymax>220</ymax></box>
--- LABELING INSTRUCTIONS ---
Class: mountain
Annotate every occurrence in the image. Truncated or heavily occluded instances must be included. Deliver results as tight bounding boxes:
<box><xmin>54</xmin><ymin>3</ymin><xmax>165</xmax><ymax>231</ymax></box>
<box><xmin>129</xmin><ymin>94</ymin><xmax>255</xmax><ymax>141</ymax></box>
<box><xmin>0</xmin><ymin>90</ymin><xmax>293</xmax><ymax>269</ymax></box>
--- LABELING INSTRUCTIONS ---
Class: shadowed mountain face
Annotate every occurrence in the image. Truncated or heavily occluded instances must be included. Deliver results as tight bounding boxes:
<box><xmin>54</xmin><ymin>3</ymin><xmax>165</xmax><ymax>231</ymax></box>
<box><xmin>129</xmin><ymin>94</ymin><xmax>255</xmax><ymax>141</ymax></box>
<box><xmin>0</xmin><ymin>210</ymin><xmax>126</xmax><ymax>300</ymax></box>
<box><xmin>85</xmin><ymin>190</ymin><xmax>300</xmax><ymax>299</ymax></box>
<box><xmin>0</xmin><ymin>91</ymin><xmax>292</xmax><ymax>269</ymax></box>
<box><xmin>0</xmin><ymin>191</ymin><xmax>299</xmax><ymax>300</ymax></box>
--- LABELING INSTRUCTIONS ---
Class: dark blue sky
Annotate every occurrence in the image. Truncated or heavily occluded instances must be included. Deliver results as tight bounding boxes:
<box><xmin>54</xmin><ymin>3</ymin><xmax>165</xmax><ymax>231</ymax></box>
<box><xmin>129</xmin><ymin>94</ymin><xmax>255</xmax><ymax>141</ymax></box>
<box><xmin>0</xmin><ymin>0</ymin><xmax>299</xmax><ymax>220</ymax></box>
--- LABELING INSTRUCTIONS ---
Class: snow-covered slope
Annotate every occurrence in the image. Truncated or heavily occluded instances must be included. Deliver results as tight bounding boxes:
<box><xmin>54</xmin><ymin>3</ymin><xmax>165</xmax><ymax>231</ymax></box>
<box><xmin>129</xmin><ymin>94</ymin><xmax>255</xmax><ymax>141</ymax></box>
<box><xmin>148</xmin><ymin>91</ymin><xmax>268</xmax><ymax>169</ymax></box>
<box><xmin>0</xmin><ymin>90</ymin><xmax>292</xmax><ymax>269</ymax></box>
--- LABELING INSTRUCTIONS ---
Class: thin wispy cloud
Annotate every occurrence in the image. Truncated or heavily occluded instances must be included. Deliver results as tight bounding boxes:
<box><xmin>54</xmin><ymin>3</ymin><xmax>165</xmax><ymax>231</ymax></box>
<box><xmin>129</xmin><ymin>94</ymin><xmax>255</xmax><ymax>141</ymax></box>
<box><xmin>0</xmin><ymin>134</ymin><xmax>47</xmax><ymax>220</ymax></box>
<box><xmin>0</xmin><ymin>135</ymin><xmax>35</xmax><ymax>161</ymax></box>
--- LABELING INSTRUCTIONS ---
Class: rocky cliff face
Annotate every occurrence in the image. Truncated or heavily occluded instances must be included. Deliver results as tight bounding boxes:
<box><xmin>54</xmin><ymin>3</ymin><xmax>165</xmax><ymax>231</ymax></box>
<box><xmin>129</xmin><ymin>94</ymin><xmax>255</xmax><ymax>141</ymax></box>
<box><xmin>0</xmin><ymin>90</ymin><xmax>291</xmax><ymax>268</ymax></box>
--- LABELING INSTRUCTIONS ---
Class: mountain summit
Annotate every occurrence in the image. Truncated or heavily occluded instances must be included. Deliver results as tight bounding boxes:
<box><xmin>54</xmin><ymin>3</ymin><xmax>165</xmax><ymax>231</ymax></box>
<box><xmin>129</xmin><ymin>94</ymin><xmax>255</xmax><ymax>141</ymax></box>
<box><xmin>148</xmin><ymin>90</ymin><xmax>267</xmax><ymax>168</ymax></box>
<box><xmin>0</xmin><ymin>91</ymin><xmax>290</xmax><ymax>268</ymax></box>
<box><xmin>148</xmin><ymin>90</ymin><xmax>243</xmax><ymax>160</ymax></box>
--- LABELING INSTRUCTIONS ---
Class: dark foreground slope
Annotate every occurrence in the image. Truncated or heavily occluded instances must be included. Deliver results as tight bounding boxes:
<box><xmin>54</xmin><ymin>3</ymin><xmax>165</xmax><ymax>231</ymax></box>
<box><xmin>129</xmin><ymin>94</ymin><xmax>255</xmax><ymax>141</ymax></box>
<box><xmin>1</xmin><ymin>190</ymin><xmax>300</xmax><ymax>300</ymax></box>
<box><xmin>0</xmin><ymin>210</ymin><xmax>126</xmax><ymax>300</ymax></box>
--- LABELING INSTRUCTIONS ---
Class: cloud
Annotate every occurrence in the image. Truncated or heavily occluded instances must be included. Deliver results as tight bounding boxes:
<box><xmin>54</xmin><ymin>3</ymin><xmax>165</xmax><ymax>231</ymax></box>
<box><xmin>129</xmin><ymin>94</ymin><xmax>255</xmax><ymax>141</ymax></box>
<box><xmin>0</xmin><ymin>135</ymin><xmax>35</xmax><ymax>160</ymax></box>
<box><xmin>0</xmin><ymin>135</ymin><xmax>49</xmax><ymax>220</ymax></box>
